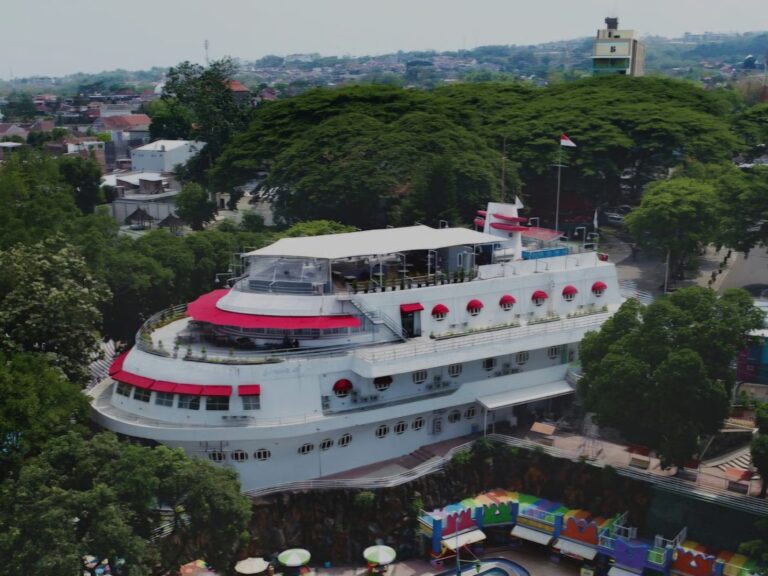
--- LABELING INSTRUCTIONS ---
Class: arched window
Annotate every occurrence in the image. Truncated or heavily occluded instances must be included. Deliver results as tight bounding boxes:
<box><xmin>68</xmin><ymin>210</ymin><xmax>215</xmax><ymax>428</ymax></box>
<box><xmin>231</xmin><ymin>450</ymin><xmax>248</xmax><ymax>462</ymax></box>
<box><xmin>208</xmin><ymin>451</ymin><xmax>226</xmax><ymax>462</ymax></box>
<box><xmin>412</xmin><ymin>416</ymin><xmax>425</xmax><ymax>431</ymax></box>
<box><xmin>375</xmin><ymin>424</ymin><xmax>389</xmax><ymax>438</ymax></box>
<box><xmin>395</xmin><ymin>421</ymin><xmax>407</xmax><ymax>434</ymax></box>
<box><xmin>298</xmin><ymin>443</ymin><xmax>314</xmax><ymax>455</ymax></box>
<box><xmin>338</xmin><ymin>433</ymin><xmax>352</xmax><ymax>447</ymax></box>
<box><xmin>255</xmin><ymin>448</ymin><xmax>271</xmax><ymax>461</ymax></box>
<box><xmin>320</xmin><ymin>438</ymin><xmax>334</xmax><ymax>451</ymax></box>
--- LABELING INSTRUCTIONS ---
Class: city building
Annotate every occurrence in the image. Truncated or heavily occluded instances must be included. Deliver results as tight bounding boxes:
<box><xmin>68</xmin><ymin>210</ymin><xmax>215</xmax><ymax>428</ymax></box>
<box><xmin>592</xmin><ymin>17</ymin><xmax>645</xmax><ymax>76</ymax></box>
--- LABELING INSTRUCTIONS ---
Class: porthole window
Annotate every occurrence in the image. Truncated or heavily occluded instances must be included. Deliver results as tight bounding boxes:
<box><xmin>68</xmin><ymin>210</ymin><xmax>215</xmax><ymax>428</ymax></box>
<box><xmin>375</xmin><ymin>424</ymin><xmax>389</xmax><ymax>438</ymax></box>
<box><xmin>320</xmin><ymin>438</ymin><xmax>334</xmax><ymax>451</ymax></box>
<box><xmin>412</xmin><ymin>370</ymin><xmax>427</xmax><ymax>384</ymax></box>
<box><xmin>432</xmin><ymin>304</ymin><xmax>449</xmax><ymax>321</ymax></box>
<box><xmin>448</xmin><ymin>363</ymin><xmax>462</xmax><ymax>377</ymax></box>
<box><xmin>395</xmin><ymin>421</ymin><xmax>407</xmax><ymax>434</ymax></box>
<box><xmin>231</xmin><ymin>450</ymin><xmax>248</xmax><ymax>462</ymax></box>
<box><xmin>466</xmin><ymin>299</ymin><xmax>484</xmax><ymax>316</ymax></box>
<box><xmin>499</xmin><ymin>294</ymin><xmax>516</xmax><ymax>311</ymax></box>
<box><xmin>374</xmin><ymin>376</ymin><xmax>393</xmax><ymax>392</ymax></box>
<box><xmin>298</xmin><ymin>443</ymin><xmax>314</xmax><ymax>455</ymax></box>
<box><xmin>516</xmin><ymin>351</ymin><xmax>530</xmax><ymax>365</ymax></box>
<box><xmin>592</xmin><ymin>281</ymin><xmax>607</xmax><ymax>297</ymax></box>
<box><xmin>548</xmin><ymin>346</ymin><xmax>561</xmax><ymax>360</ymax></box>
<box><xmin>531</xmin><ymin>290</ymin><xmax>548</xmax><ymax>307</ymax></box>
<box><xmin>412</xmin><ymin>416</ymin><xmax>425</xmax><ymax>431</ymax></box>
<box><xmin>338</xmin><ymin>433</ymin><xmax>352</xmax><ymax>447</ymax></box>
<box><xmin>562</xmin><ymin>285</ymin><xmax>578</xmax><ymax>302</ymax></box>
<box><xmin>208</xmin><ymin>451</ymin><xmax>225</xmax><ymax>462</ymax></box>
<box><xmin>255</xmin><ymin>448</ymin><xmax>271</xmax><ymax>461</ymax></box>
<box><xmin>448</xmin><ymin>410</ymin><xmax>461</xmax><ymax>423</ymax></box>
<box><xmin>464</xmin><ymin>407</ymin><xmax>477</xmax><ymax>420</ymax></box>
<box><xmin>482</xmin><ymin>358</ymin><xmax>496</xmax><ymax>371</ymax></box>
<box><xmin>333</xmin><ymin>378</ymin><xmax>353</xmax><ymax>398</ymax></box>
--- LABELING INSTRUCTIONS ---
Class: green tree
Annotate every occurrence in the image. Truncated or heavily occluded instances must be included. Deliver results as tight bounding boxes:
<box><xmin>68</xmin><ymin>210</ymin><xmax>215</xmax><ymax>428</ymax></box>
<box><xmin>283</xmin><ymin>220</ymin><xmax>356</xmax><ymax>237</ymax></box>
<box><xmin>400</xmin><ymin>156</ymin><xmax>460</xmax><ymax>226</ymax></box>
<box><xmin>1</xmin><ymin>91</ymin><xmax>38</xmax><ymax>121</ymax></box>
<box><xmin>175</xmin><ymin>183</ymin><xmax>217</xmax><ymax>231</ymax></box>
<box><xmin>752</xmin><ymin>434</ymin><xmax>768</xmax><ymax>498</ymax></box>
<box><xmin>0</xmin><ymin>352</ymin><xmax>90</xmax><ymax>480</ymax></box>
<box><xmin>58</xmin><ymin>156</ymin><xmax>104</xmax><ymax>214</ymax></box>
<box><xmin>625</xmin><ymin>178</ymin><xmax>719</xmax><ymax>281</ymax></box>
<box><xmin>0</xmin><ymin>236</ymin><xmax>110</xmax><ymax>382</ymax></box>
<box><xmin>580</xmin><ymin>287</ymin><xmax>763</xmax><ymax>466</ymax></box>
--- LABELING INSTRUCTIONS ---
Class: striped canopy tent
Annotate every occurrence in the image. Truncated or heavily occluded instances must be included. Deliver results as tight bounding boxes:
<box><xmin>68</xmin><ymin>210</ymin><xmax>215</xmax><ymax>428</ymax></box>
<box><xmin>363</xmin><ymin>545</ymin><xmax>396</xmax><ymax>565</ymax></box>
<box><xmin>278</xmin><ymin>548</ymin><xmax>311</xmax><ymax>567</ymax></box>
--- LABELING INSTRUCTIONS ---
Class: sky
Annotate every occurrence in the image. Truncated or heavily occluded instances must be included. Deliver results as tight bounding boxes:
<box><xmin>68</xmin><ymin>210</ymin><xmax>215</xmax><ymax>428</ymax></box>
<box><xmin>2</xmin><ymin>0</ymin><xmax>768</xmax><ymax>79</ymax></box>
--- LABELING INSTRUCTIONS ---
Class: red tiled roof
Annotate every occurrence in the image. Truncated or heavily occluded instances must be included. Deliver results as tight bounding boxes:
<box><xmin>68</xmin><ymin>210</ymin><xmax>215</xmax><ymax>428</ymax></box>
<box><xmin>227</xmin><ymin>79</ymin><xmax>250</xmax><ymax>92</ymax></box>
<box><xmin>100</xmin><ymin>114</ymin><xmax>151</xmax><ymax>130</ymax></box>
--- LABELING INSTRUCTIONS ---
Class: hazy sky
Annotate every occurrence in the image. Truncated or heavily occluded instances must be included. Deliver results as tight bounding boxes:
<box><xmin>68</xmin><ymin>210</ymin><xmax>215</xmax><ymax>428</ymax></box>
<box><xmin>3</xmin><ymin>0</ymin><xmax>767</xmax><ymax>79</ymax></box>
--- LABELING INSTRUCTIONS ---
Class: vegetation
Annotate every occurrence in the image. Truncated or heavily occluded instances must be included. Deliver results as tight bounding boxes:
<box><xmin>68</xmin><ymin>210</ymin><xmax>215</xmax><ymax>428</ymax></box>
<box><xmin>579</xmin><ymin>288</ymin><xmax>764</xmax><ymax>466</ymax></box>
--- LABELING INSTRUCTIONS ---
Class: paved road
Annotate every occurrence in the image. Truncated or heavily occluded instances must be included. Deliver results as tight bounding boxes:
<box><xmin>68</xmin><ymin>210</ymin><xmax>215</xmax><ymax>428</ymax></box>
<box><xmin>719</xmin><ymin>250</ymin><xmax>768</xmax><ymax>296</ymax></box>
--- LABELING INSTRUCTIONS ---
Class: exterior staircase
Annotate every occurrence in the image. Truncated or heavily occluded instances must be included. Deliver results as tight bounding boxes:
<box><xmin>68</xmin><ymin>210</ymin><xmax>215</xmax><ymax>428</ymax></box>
<box><xmin>350</xmin><ymin>295</ymin><xmax>407</xmax><ymax>341</ymax></box>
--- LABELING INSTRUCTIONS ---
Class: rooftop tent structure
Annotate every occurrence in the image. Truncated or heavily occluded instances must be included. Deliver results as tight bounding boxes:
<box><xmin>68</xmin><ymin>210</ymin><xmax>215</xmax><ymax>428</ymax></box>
<box><xmin>124</xmin><ymin>207</ymin><xmax>155</xmax><ymax>226</ymax></box>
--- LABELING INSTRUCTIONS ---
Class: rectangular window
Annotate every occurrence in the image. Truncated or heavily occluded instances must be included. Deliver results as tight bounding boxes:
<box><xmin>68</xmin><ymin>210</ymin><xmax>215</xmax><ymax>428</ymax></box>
<box><xmin>133</xmin><ymin>388</ymin><xmax>151</xmax><ymax>403</ymax></box>
<box><xmin>206</xmin><ymin>396</ymin><xmax>230</xmax><ymax>411</ymax></box>
<box><xmin>178</xmin><ymin>395</ymin><xmax>200</xmax><ymax>410</ymax></box>
<box><xmin>412</xmin><ymin>370</ymin><xmax>428</xmax><ymax>384</ymax></box>
<box><xmin>482</xmin><ymin>358</ymin><xmax>496</xmax><ymax>371</ymax></box>
<box><xmin>242</xmin><ymin>395</ymin><xmax>261</xmax><ymax>410</ymax></box>
<box><xmin>548</xmin><ymin>346</ymin><xmax>561</xmax><ymax>360</ymax></box>
<box><xmin>116</xmin><ymin>382</ymin><xmax>132</xmax><ymax>397</ymax></box>
<box><xmin>155</xmin><ymin>392</ymin><xmax>174</xmax><ymax>407</ymax></box>
<box><xmin>448</xmin><ymin>363</ymin><xmax>462</xmax><ymax>377</ymax></box>
<box><xmin>516</xmin><ymin>351</ymin><xmax>530</xmax><ymax>365</ymax></box>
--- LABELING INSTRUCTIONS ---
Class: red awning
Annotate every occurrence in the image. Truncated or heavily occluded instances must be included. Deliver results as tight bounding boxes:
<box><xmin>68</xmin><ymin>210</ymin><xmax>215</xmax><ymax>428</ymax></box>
<box><xmin>187</xmin><ymin>289</ymin><xmax>362</xmax><ymax>329</ymax></box>
<box><xmin>113</xmin><ymin>370</ymin><xmax>154</xmax><ymax>389</ymax></box>
<box><xmin>490</xmin><ymin>222</ymin><xmax>528</xmax><ymax>232</ymax></box>
<box><xmin>400</xmin><ymin>303</ymin><xmax>424</xmax><ymax>313</ymax></box>
<box><xmin>592</xmin><ymin>281</ymin><xmax>607</xmax><ymax>292</ymax></box>
<box><xmin>151</xmin><ymin>381</ymin><xmax>177</xmax><ymax>393</ymax></box>
<box><xmin>432</xmin><ymin>304</ymin><xmax>450</xmax><ymax>315</ymax></box>
<box><xmin>493</xmin><ymin>213</ymin><xmax>528</xmax><ymax>223</ymax></box>
<box><xmin>499</xmin><ymin>294</ymin><xmax>516</xmax><ymax>306</ymax></box>
<box><xmin>333</xmin><ymin>378</ymin><xmax>353</xmax><ymax>393</ymax></box>
<box><xmin>109</xmin><ymin>350</ymin><xmax>129</xmax><ymax>375</ymax></box>
<box><xmin>562</xmin><ymin>285</ymin><xmax>578</xmax><ymax>296</ymax></box>
<box><xmin>521</xmin><ymin>227</ymin><xmax>562</xmax><ymax>242</ymax></box>
<box><xmin>476</xmin><ymin>210</ymin><xmax>487</xmax><ymax>217</ymax></box>
<box><xmin>238</xmin><ymin>385</ymin><xmax>262</xmax><ymax>396</ymax></box>
<box><xmin>466</xmin><ymin>299</ymin><xmax>484</xmax><ymax>311</ymax></box>
<box><xmin>531</xmin><ymin>290</ymin><xmax>549</xmax><ymax>300</ymax></box>
<box><xmin>174</xmin><ymin>383</ymin><xmax>204</xmax><ymax>396</ymax></box>
<box><xmin>203</xmin><ymin>386</ymin><xmax>232</xmax><ymax>397</ymax></box>
<box><xmin>474</xmin><ymin>217</ymin><xmax>486</xmax><ymax>227</ymax></box>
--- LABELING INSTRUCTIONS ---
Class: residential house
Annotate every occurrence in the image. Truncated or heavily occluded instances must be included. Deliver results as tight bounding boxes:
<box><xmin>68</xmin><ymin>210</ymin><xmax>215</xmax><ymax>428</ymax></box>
<box><xmin>227</xmin><ymin>79</ymin><xmax>252</xmax><ymax>105</ymax></box>
<box><xmin>92</xmin><ymin>113</ymin><xmax>151</xmax><ymax>158</ymax></box>
<box><xmin>0</xmin><ymin>123</ymin><xmax>29</xmax><ymax>141</ymax></box>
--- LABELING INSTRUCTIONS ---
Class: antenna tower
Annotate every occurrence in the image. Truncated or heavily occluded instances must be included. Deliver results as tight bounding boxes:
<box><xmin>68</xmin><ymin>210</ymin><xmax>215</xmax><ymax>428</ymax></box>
<box><xmin>204</xmin><ymin>40</ymin><xmax>210</xmax><ymax>65</ymax></box>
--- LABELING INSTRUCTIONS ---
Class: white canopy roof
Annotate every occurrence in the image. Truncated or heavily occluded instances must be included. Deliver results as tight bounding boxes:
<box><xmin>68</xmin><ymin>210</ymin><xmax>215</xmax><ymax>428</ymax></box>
<box><xmin>608</xmin><ymin>567</ymin><xmax>642</xmax><ymax>576</ymax></box>
<box><xmin>511</xmin><ymin>525</ymin><xmax>554</xmax><ymax>546</ymax></box>
<box><xmin>442</xmin><ymin>529</ymin><xmax>486</xmax><ymax>550</ymax></box>
<box><xmin>478</xmin><ymin>380</ymin><xmax>574</xmax><ymax>411</ymax></box>
<box><xmin>245</xmin><ymin>226</ymin><xmax>501</xmax><ymax>260</ymax></box>
<box><xmin>555</xmin><ymin>538</ymin><xmax>598</xmax><ymax>560</ymax></box>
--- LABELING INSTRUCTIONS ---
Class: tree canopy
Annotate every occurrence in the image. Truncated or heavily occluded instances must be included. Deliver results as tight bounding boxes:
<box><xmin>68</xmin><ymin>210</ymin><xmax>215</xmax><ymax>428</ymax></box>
<box><xmin>579</xmin><ymin>287</ymin><xmax>764</xmax><ymax>466</ymax></box>
<box><xmin>175</xmin><ymin>183</ymin><xmax>218</xmax><ymax>231</ymax></box>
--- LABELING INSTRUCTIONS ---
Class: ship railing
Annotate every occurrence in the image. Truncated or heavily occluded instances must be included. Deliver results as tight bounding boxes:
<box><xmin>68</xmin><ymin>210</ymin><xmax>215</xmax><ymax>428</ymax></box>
<box><xmin>135</xmin><ymin>304</ymin><xmax>188</xmax><ymax>354</ymax></box>
<box><xmin>355</xmin><ymin>312</ymin><xmax>611</xmax><ymax>363</ymax></box>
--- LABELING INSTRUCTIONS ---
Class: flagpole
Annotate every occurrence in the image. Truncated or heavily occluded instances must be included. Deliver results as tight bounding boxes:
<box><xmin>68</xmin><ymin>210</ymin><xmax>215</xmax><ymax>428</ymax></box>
<box><xmin>555</xmin><ymin>144</ymin><xmax>562</xmax><ymax>233</ymax></box>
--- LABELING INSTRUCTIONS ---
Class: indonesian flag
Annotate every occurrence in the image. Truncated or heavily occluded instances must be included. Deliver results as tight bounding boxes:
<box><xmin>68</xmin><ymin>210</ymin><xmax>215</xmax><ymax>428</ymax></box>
<box><xmin>560</xmin><ymin>134</ymin><xmax>577</xmax><ymax>147</ymax></box>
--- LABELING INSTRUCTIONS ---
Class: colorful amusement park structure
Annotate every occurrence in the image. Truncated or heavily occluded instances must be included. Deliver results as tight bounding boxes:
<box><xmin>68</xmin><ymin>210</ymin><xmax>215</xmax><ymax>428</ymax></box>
<box><xmin>419</xmin><ymin>490</ymin><xmax>761</xmax><ymax>576</ymax></box>
<box><xmin>90</xmin><ymin>200</ymin><xmax>622</xmax><ymax>492</ymax></box>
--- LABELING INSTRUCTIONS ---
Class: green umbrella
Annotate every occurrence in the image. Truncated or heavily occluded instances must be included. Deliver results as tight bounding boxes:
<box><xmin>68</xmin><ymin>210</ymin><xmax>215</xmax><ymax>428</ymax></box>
<box><xmin>363</xmin><ymin>545</ymin><xmax>396</xmax><ymax>565</ymax></box>
<box><xmin>278</xmin><ymin>548</ymin><xmax>311</xmax><ymax>567</ymax></box>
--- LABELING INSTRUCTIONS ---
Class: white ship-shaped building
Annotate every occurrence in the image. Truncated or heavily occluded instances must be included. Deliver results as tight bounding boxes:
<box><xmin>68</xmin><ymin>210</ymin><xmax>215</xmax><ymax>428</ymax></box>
<box><xmin>90</xmin><ymin>200</ymin><xmax>620</xmax><ymax>492</ymax></box>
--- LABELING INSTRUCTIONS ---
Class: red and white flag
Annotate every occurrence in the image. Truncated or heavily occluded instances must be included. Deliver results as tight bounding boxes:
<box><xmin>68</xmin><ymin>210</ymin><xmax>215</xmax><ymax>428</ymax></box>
<box><xmin>560</xmin><ymin>134</ymin><xmax>577</xmax><ymax>147</ymax></box>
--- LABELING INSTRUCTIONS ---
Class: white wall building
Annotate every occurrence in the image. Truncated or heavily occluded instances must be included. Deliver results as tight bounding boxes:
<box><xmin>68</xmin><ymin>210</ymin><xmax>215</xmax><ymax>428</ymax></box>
<box><xmin>131</xmin><ymin>140</ymin><xmax>205</xmax><ymax>173</ymax></box>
